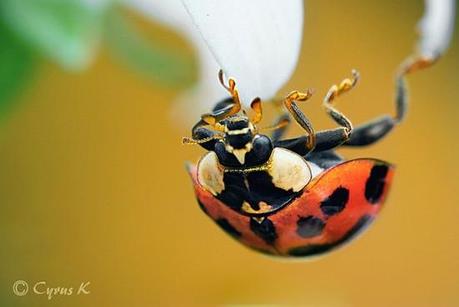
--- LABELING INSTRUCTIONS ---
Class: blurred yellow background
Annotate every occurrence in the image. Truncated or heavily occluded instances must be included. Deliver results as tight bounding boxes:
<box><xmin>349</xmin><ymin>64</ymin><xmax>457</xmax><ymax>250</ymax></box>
<box><xmin>0</xmin><ymin>1</ymin><xmax>458</xmax><ymax>306</ymax></box>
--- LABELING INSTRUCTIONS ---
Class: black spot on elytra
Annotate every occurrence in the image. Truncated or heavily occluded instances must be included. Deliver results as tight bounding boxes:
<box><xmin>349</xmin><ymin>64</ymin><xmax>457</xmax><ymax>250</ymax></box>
<box><xmin>365</xmin><ymin>164</ymin><xmax>389</xmax><ymax>204</ymax></box>
<box><xmin>216</xmin><ymin>219</ymin><xmax>241</xmax><ymax>239</ymax></box>
<box><xmin>320</xmin><ymin>187</ymin><xmax>349</xmax><ymax>216</ymax></box>
<box><xmin>250</xmin><ymin>218</ymin><xmax>277</xmax><ymax>245</ymax></box>
<box><xmin>296</xmin><ymin>216</ymin><xmax>325</xmax><ymax>238</ymax></box>
<box><xmin>288</xmin><ymin>215</ymin><xmax>374</xmax><ymax>257</ymax></box>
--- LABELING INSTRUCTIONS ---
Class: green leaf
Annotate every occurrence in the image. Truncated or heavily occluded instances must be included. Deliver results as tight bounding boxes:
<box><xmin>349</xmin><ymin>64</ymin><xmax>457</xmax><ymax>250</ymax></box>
<box><xmin>0</xmin><ymin>0</ymin><xmax>110</xmax><ymax>71</ymax></box>
<box><xmin>105</xmin><ymin>9</ymin><xmax>196</xmax><ymax>88</ymax></box>
<box><xmin>0</xmin><ymin>18</ymin><xmax>36</xmax><ymax>118</ymax></box>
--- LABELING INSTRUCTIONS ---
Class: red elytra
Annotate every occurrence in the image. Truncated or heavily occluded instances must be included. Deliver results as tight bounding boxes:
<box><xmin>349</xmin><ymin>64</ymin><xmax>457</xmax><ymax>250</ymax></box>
<box><xmin>188</xmin><ymin>158</ymin><xmax>394</xmax><ymax>257</ymax></box>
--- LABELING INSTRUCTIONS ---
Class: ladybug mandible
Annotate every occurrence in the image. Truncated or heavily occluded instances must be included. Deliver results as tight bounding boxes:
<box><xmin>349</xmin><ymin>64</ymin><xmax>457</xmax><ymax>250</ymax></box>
<box><xmin>184</xmin><ymin>57</ymin><xmax>431</xmax><ymax>257</ymax></box>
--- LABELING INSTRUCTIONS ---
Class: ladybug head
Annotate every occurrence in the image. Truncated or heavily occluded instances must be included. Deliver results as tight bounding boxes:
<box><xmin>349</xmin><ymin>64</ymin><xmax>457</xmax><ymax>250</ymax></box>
<box><xmin>183</xmin><ymin>70</ymin><xmax>267</xmax><ymax>152</ymax></box>
<box><xmin>222</xmin><ymin>115</ymin><xmax>255</xmax><ymax>149</ymax></box>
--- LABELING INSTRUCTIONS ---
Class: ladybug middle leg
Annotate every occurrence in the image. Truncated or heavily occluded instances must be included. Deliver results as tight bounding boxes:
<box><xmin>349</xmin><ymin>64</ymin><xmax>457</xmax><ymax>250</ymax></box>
<box><xmin>274</xmin><ymin>70</ymin><xmax>359</xmax><ymax>155</ymax></box>
<box><xmin>313</xmin><ymin>69</ymin><xmax>359</xmax><ymax>150</ymax></box>
<box><xmin>273</xmin><ymin>89</ymin><xmax>317</xmax><ymax>152</ymax></box>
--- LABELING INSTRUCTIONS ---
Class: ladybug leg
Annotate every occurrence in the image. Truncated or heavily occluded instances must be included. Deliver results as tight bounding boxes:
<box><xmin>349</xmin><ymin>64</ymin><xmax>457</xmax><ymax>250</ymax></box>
<box><xmin>322</xmin><ymin>69</ymin><xmax>359</xmax><ymax>139</ymax></box>
<box><xmin>289</xmin><ymin>70</ymin><xmax>359</xmax><ymax>153</ymax></box>
<box><xmin>275</xmin><ymin>71</ymin><xmax>359</xmax><ymax>155</ymax></box>
<box><xmin>342</xmin><ymin>116</ymin><xmax>396</xmax><ymax>146</ymax></box>
<box><xmin>274</xmin><ymin>136</ymin><xmax>311</xmax><ymax>156</ymax></box>
<box><xmin>344</xmin><ymin>55</ymin><xmax>436</xmax><ymax>146</ymax></box>
<box><xmin>182</xmin><ymin>119</ymin><xmax>223</xmax><ymax>150</ymax></box>
<box><xmin>273</xmin><ymin>127</ymin><xmax>349</xmax><ymax>156</ymax></box>
<box><xmin>210</xmin><ymin>96</ymin><xmax>236</xmax><ymax>113</ymax></box>
<box><xmin>282</xmin><ymin>89</ymin><xmax>316</xmax><ymax>151</ymax></box>
<box><xmin>313</xmin><ymin>128</ymin><xmax>352</xmax><ymax>152</ymax></box>
<box><xmin>273</xmin><ymin>78</ymin><xmax>358</xmax><ymax>156</ymax></box>
<box><xmin>199</xmin><ymin>70</ymin><xmax>243</xmax><ymax>127</ymax></box>
<box><xmin>275</xmin><ymin>125</ymin><xmax>358</xmax><ymax>156</ymax></box>
<box><xmin>250</xmin><ymin>97</ymin><xmax>263</xmax><ymax>124</ymax></box>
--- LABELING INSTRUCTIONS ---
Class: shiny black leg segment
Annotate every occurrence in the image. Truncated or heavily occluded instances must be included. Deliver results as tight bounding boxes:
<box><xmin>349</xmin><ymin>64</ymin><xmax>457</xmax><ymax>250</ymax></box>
<box><xmin>187</xmin><ymin>97</ymin><xmax>235</xmax><ymax>151</ymax></box>
<box><xmin>314</xmin><ymin>128</ymin><xmax>350</xmax><ymax>151</ymax></box>
<box><xmin>290</xmin><ymin>102</ymin><xmax>315</xmax><ymax>143</ymax></box>
<box><xmin>212</xmin><ymin>97</ymin><xmax>234</xmax><ymax>114</ymax></box>
<box><xmin>345</xmin><ymin>76</ymin><xmax>407</xmax><ymax>146</ymax></box>
<box><xmin>190</xmin><ymin>119</ymin><xmax>219</xmax><ymax>151</ymax></box>
<box><xmin>345</xmin><ymin>115</ymin><xmax>395</xmax><ymax>146</ymax></box>
<box><xmin>274</xmin><ymin>136</ymin><xmax>312</xmax><ymax>156</ymax></box>
<box><xmin>283</xmin><ymin>90</ymin><xmax>316</xmax><ymax>150</ymax></box>
<box><xmin>395</xmin><ymin>77</ymin><xmax>407</xmax><ymax>122</ymax></box>
<box><xmin>274</xmin><ymin>127</ymin><xmax>349</xmax><ymax>156</ymax></box>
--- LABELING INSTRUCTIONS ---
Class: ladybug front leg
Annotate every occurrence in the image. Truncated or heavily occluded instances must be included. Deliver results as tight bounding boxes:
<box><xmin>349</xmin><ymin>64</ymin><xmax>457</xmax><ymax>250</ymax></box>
<box><xmin>344</xmin><ymin>56</ymin><xmax>436</xmax><ymax>147</ymax></box>
<box><xmin>200</xmin><ymin>70</ymin><xmax>242</xmax><ymax>126</ymax></box>
<box><xmin>182</xmin><ymin>119</ymin><xmax>222</xmax><ymax>150</ymax></box>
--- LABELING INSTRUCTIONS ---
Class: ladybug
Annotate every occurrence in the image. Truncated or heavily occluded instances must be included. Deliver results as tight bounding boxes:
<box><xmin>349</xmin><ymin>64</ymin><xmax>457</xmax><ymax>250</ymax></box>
<box><xmin>184</xmin><ymin>57</ymin><xmax>431</xmax><ymax>257</ymax></box>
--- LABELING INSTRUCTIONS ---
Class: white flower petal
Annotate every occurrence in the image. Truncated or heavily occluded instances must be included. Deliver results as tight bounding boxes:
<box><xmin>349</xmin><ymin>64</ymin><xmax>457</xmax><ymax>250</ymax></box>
<box><xmin>182</xmin><ymin>0</ymin><xmax>304</xmax><ymax>105</ymax></box>
<box><xmin>124</xmin><ymin>0</ymin><xmax>228</xmax><ymax>117</ymax></box>
<box><xmin>123</xmin><ymin>0</ymin><xmax>189</xmax><ymax>31</ymax></box>
<box><xmin>419</xmin><ymin>0</ymin><xmax>456</xmax><ymax>59</ymax></box>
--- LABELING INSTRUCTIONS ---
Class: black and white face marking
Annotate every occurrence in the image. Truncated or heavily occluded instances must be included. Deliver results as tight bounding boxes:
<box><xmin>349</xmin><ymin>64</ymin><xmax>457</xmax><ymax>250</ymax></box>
<box><xmin>222</xmin><ymin>116</ymin><xmax>256</xmax><ymax>164</ymax></box>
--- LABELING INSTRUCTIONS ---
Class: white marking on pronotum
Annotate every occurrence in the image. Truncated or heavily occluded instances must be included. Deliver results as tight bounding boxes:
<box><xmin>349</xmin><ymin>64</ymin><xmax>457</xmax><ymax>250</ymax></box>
<box><xmin>197</xmin><ymin>152</ymin><xmax>224</xmax><ymax>195</ymax></box>
<box><xmin>226</xmin><ymin>127</ymin><xmax>250</xmax><ymax>135</ymax></box>
<box><xmin>268</xmin><ymin>148</ymin><xmax>312</xmax><ymax>192</ymax></box>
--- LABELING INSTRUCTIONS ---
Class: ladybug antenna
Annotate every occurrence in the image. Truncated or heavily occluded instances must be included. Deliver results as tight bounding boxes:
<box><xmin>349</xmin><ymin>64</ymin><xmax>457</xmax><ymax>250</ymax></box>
<box><xmin>182</xmin><ymin>134</ymin><xmax>224</xmax><ymax>145</ymax></box>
